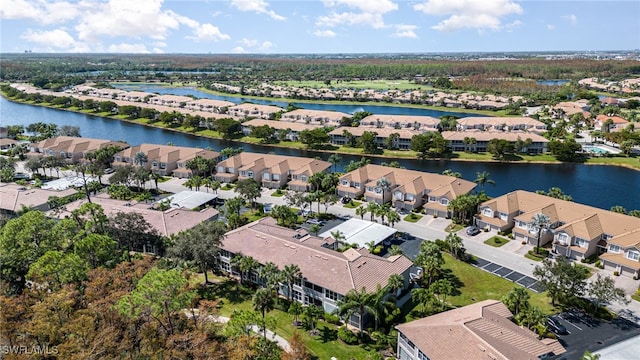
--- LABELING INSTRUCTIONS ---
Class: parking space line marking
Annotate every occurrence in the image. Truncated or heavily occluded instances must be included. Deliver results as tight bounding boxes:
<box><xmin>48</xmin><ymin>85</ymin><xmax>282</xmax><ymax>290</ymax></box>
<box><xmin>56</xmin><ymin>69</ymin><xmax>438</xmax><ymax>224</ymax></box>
<box><xmin>501</xmin><ymin>270</ymin><xmax>514</xmax><ymax>278</ymax></box>
<box><xmin>512</xmin><ymin>275</ymin><xmax>527</xmax><ymax>282</ymax></box>
<box><xmin>491</xmin><ymin>266</ymin><xmax>504</xmax><ymax>274</ymax></box>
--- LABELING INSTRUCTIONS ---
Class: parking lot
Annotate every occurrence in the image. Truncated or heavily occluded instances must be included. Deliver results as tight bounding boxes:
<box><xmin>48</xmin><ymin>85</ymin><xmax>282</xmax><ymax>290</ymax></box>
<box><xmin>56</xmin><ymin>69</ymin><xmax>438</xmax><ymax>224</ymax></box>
<box><xmin>550</xmin><ymin>310</ymin><xmax>640</xmax><ymax>359</ymax></box>
<box><xmin>471</xmin><ymin>257</ymin><xmax>545</xmax><ymax>293</ymax></box>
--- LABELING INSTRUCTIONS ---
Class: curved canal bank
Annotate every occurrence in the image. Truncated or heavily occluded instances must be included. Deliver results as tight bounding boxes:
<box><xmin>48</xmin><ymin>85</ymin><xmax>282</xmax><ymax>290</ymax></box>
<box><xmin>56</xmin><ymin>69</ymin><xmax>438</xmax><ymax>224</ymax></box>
<box><xmin>2</xmin><ymin>96</ymin><xmax>639</xmax><ymax>211</ymax></box>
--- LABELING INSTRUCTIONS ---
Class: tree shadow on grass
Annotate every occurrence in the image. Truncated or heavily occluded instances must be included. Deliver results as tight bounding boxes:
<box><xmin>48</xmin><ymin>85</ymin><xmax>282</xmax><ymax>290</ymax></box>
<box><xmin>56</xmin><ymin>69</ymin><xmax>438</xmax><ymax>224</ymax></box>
<box><xmin>440</xmin><ymin>268</ymin><xmax>464</xmax><ymax>297</ymax></box>
<box><xmin>198</xmin><ymin>279</ymin><xmax>253</xmax><ymax>304</ymax></box>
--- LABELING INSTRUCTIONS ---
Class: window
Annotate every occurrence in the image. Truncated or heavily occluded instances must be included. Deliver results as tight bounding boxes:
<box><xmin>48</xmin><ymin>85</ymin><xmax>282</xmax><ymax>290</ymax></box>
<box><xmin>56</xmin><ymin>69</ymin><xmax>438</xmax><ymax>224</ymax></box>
<box><xmin>152</xmin><ymin>161</ymin><xmax>158</xmax><ymax>167</ymax></box>
<box><xmin>341</xmin><ymin>180</ymin><xmax>350</xmax><ymax>186</ymax></box>
<box><xmin>556</xmin><ymin>233</ymin><xmax>569</xmax><ymax>245</ymax></box>
<box><xmin>627</xmin><ymin>251</ymin><xmax>640</xmax><ymax>261</ymax></box>
<box><xmin>609</xmin><ymin>244</ymin><xmax>621</xmax><ymax>253</ymax></box>
<box><xmin>439</xmin><ymin>198</ymin><xmax>449</xmax><ymax>206</ymax></box>
<box><xmin>217</xmin><ymin>166</ymin><xmax>224</xmax><ymax>173</ymax></box>
<box><xmin>240</xmin><ymin>171</ymin><xmax>246</xmax><ymax>176</ymax></box>
<box><xmin>429</xmin><ymin>196</ymin><xmax>436</xmax><ymax>202</ymax></box>
<box><xmin>482</xmin><ymin>208</ymin><xmax>493</xmax><ymax>217</ymax></box>
<box><xmin>219</xmin><ymin>249</ymin><xmax>231</xmax><ymax>258</ymax></box>
<box><xmin>124</xmin><ymin>157</ymin><xmax>130</xmax><ymax>163</ymax></box>
<box><xmin>263</xmin><ymin>172</ymin><xmax>271</xmax><ymax>180</ymax></box>
<box><xmin>227</xmin><ymin>167</ymin><xmax>234</xmax><ymax>173</ymax></box>
<box><xmin>354</xmin><ymin>182</ymin><xmax>360</xmax><ymax>188</ymax></box>
<box><xmin>576</xmin><ymin>238</ymin><xmax>588</xmax><ymax>248</ymax></box>
<box><xmin>273</xmin><ymin>174</ymin><xmax>280</xmax><ymax>180</ymax></box>
<box><xmin>602</xmin><ymin>233</ymin><xmax>613</xmax><ymax>241</ymax></box>
<box><xmin>418</xmin><ymin>351</ymin><xmax>430</xmax><ymax>360</ymax></box>
<box><xmin>325</xmin><ymin>289</ymin><xmax>339</xmax><ymax>301</ymax></box>
<box><xmin>293</xmin><ymin>290</ymin><xmax>303</xmax><ymax>302</ymax></box>
<box><xmin>375</xmin><ymin>187</ymin><xmax>382</xmax><ymax>194</ymax></box>
<box><xmin>115</xmin><ymin>156</ymin><xmax>121</xmax><ymax>162</ymax></box>
<box><xmin>247</xmin><ymin>171</ymin><xmax>254</xmax><ymax>177</ymax></box>
<box><xmin>159</xmin><ymin>162</ymin><xmax>166</xmax><ymax>169</ymax></box>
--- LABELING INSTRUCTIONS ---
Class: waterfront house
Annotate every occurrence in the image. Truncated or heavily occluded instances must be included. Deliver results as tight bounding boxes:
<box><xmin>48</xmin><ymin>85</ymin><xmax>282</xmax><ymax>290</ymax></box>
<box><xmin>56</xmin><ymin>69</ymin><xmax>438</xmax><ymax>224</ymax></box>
<box><xmin>218</xmin><ymin>217</ymin><xmax>414</xmax><ymax>328</ymax></box>
<box><xmin>213</xmin><ymin>153</ymin><xmax>331</xmax><ymax>191</ymax></box>
<box><xmin>476</xmin><ymin>191</ymin><xmax>640</xmax><ymax>277</ymax></box>
<box><xmin>329</xmin><ymin>127</ymin><xmax>425</xmax><ymax>150</ymax></box>
<box><xmin>241</xmin><ymin>119</ymin><xmax>318</xmax><ymax>141</ymax></box>
<box><xmin>595</xmin><ymin>114</ymin><xmax>629</xmax><ymax>132</ymax></box>
<box><xmin>227</xmin><ymin>103</ymin><xmax>283</xmax><ymax>119</ymax></box>
<box><xmin>455</xmin><ymin>117</ymin><xmax>547</xmax><ymax>133</ymax></box>
<box><xmin>280</xmin><ymin>109</ymin><xmax>351</xmax><ymax>127</ymax></box>
<box><xmin>396</xmin><ymin>299</ymin><xmax>565</xmax><ymax>360</ymax></box>
<box><xmin>336</xmin><ymin>164</ymin><xmax>476</xmax><ymax>216</ymax></box>
<box><xmin>442</xmin><ymin>131</ymin><xmax>549</xmax><ymax>154</ymax></box>
<box><xmin>600</xmin><ymin>229</ymin><xmax>640</xmax><ymax>278</ymax></box>
<box><xmin>185</xmin><ymin>98</ymin><xmax>235</xmax><ymax>113</ymax></box>
<box><xmin>28</xmin><ymin>136</ymin><xmax>129</xmax><ymax>164</ymax></box>
<box><xmin>113</xmin><ymin>144</ymin><xmax>220</xmax><ymax>178</ymax></box>
<box><xmin>0</xmin><ymin>138</ymin><xmax>18</xmax><ymax>150</ymax></box>
<box><xmin>358</xmin><ymin>114</ymin><xmax>441</xmax><ymax>131</ymax></box>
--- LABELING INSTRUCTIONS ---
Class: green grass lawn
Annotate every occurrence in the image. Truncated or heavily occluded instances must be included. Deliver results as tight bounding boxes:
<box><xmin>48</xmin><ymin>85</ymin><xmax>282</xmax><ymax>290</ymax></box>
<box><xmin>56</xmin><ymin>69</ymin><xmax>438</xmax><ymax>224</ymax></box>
<box><xmin>205</xmin><ymin>280</ymin><xmax>373</xmax><ymax>360</ymax></box>
<box><xmin>524</xmin><ymin>251</ymin><xmax>546</xmax><ymax>262</ymax></box>
<box><xmin>484</xmin><ymin>236</ymin><xmax>509</xmax><ymax>248</ymax></box>
<box><xmin>343</xmin><ymin>200</ymin><xmax>362</xmax><ymax>209</ymax></box>
<box><xmin>271</xmin><ymin>190</ymin><xmax>285</xmax><ymax>197</ymax></box>
<box><xmin>403</xmin><ymin>254</ymin><xmax>555</xmax><ymax>322</ymax></box>
<box><xmin>404</xmin><ymin>213</ymin><xmax>423</xmax><ymax>223</ymax></box>
<box><xmin>445</xmin><ymin>223</ymin><xmax>465</xmax><ymax>232</ymax></box>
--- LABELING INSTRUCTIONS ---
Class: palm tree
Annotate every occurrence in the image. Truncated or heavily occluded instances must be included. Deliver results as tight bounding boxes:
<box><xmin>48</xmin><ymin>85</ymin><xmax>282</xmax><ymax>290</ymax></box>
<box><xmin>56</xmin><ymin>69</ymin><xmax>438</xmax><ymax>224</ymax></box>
<box><xmin>258</xmin><ymin>261</ymin><xmax>281</xmax><ymax>294</ymax></box>
<box><xmin>336</xmin><ymin>287</ymin><xmax>375</xmax><ymax>336</ymax></box>
<box><xmin>370</xmin><ymin>284</ymin><xmax>396</xmax><ymax>331</ymax></box>
<box><xmin>501</xmin><ymin>287</ymin><xmax>530</xmax><ymax>318</ymax></box>
<box><xmin>386</xmin><ymin>209</ymin><xmax>401</xmax><ymax>227</ymax></box>
<box><xmin>431</xmin><ymin>278</ymin><xmax>453</xmax><ymax>310</ymax></box>
<box><xmin>355</xmin><ymin>205</ymin><xmax>366</xmax><ymax>220</ymax></box>
<box><xmin>253</xmin><ymin>288</ymin><xmax>275</xmax><ymax>339</ymax></box>
<box><xmin>411</xmin><ymin>287</ymin><xmax>434</xmax><ymax>316</ymax></box>
<box><xmin>133</xmin><ymin>151</ymin><xmax>148</xmax><ymax>167</ymax></box>
<box><xmin>386</xmin><ymin>273</ymin><xmax>404</xmax><ymax>296</ymax></box>
<box><xmin>331</xmin><ymin>230</ymin><xmax>346</xmax><ymax>246</ymax></box>
<box><xmin>327</xmin><ymin>154</ymin><xmax>342</xmax><ymax>173</ymax></box>
<box><xmin>309</xmin><ymin>224</ymin><xmax>320</xmax><ymax>236</ymax></box>
<box><xmin>474</xmin><ymin>171</ymin><xmax>495</xmax><ymax>192</ymax></box>
<box><xmin>282</xmin><ymin>264</ymin><xmax>302</xmax><ymax>302</ymax></box>
<box><xmin>376</xmin><ymin>177</ymin><xmax>391</xmax><ymax>204</ymax></box>
<box><xmin>288</xmin><ymin>301</ymin><xmax>303</xmax><ymax>326</ymax></box>
<box><xmin>150</xmin><ymin>171</ymin><xmax>162</xmax><ymax>190</ymax></box>
<box><xmin>529</xmin><ymin>213</ymin><xmax>552</xmax><ymax>254</ymax></box>
<box><xmin>445</xmin><ymin>232</ymin><xmax>465</xmax><ymax>260</ymax></box>
<box><xmin>366</xmin><ymin>201</ymin><xmax>379</xmax><ymax>222</ymax></box>
<box><xmin>232</xmin><ymin>254</ymin><xmax>259</xmax><ymax>285</ymax></box>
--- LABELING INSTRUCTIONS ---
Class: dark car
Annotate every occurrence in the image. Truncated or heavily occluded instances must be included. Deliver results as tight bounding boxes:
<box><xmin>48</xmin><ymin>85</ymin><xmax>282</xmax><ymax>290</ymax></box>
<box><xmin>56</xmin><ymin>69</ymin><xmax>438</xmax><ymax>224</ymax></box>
<box><xmin>341</xmin><ymin>196</ymin><xmax>352</xmax><ymax>204</ymax></box>
<box><xmin>546</xmin><ymin>317</ymin><xmax>568</xmax><ymax>335</ymax></box>
<box><xmin>466</xmin><ymin>226</ymin><xmax>481</xmax><ymax>236</ymax></box>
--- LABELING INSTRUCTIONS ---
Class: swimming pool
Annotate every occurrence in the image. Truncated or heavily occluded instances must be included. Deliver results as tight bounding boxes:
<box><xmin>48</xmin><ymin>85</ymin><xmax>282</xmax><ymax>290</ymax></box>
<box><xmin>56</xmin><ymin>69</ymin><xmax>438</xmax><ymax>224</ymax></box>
<box><xmin>582</xmin><ymin>145</ymin><xmax>610</xmax><ymax>154</ymax></box>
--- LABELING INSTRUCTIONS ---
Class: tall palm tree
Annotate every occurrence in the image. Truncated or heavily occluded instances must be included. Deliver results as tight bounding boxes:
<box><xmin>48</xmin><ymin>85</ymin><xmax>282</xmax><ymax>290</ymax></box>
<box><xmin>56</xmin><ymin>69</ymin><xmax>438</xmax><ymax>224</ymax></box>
<box><xmin>411</xmin><ymin>287</ymin><xmax>434</xmax><ymax>316</ymax></box>
<box><xmin>253</xmin><ymin>288</ymin><xmax>275</xmax><ymax>339</ymax></box>
<box><xmin>445</xmin><ymin>232</ymin><xmax>465</xmax><ymax>260</ymax></box>
<box><xmin>355</xmin><ymin>205</ymin><xmax>366</xmax><ymax>220</ymax></box>
<box><xmin>474</xmin><ymin>171</ymin><xmax>495</xmax><ymax>192</ymax></box>
<box><xmin>336</xmin><ymin>287</ymin><xmax>375</xmax><ymax>336</ymax></box>
<box><xmin>331</xmin><ymin>230</ymin><xmax>346</xmax><ymax>246</ymax></box>
<box><xmin>366</xmin><ymin>201</ymin><xmax>379</xmax><ymax>222</ymax></box>
<box><xmin>371</xmin><ymin>284</ymin><xmax>396</xmax><ymax>331</ymax></box>
<box><xmin>386</xmin><ymin>210</ymin><xmax>400</xmax><ymax>227</ymax></box>
<box><xmin>386</xmin><ymin>273</ymin><xmax>404</xmax><ymax>296</ymax></box>
<box><xmin>376</xmin><ymin>177</ymin><xmax>391</xmax><ymax>204</ymax></box>
<box><xmin>327</xmin><ymin>154</ymin><xmax>342</xmax><ymax>173</ymax></box>
<box><xmin>529</xmin><ymin>212</ymin><xmax>552</xmax><ymax>254</ymax></box>
<box><xmin>282</xmin><ymin>264</ymin><xmax>302</xmax><ymax>302</ymax></box>
<box><xmin>501</xmin><ymin>286</ymin><xmax>530</xmax><ymax>318</ymax></box>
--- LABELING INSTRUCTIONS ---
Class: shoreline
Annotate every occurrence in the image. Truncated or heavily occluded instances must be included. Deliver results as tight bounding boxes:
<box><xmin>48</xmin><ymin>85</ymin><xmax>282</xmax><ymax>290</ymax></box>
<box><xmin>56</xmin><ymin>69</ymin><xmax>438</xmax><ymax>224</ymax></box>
<box><xmin>2</xmin><ymin>94</ymin><xmax>639</xmax><ymax>171</ymax></box>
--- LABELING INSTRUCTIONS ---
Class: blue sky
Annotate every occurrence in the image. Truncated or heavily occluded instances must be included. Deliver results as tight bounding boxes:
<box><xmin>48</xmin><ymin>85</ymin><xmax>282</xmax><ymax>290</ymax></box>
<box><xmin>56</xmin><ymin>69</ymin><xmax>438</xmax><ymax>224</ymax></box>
<box><xmin>1</xmin><ymin>0</ymin><xmax>638</xmax><ymax>54</ymax></box>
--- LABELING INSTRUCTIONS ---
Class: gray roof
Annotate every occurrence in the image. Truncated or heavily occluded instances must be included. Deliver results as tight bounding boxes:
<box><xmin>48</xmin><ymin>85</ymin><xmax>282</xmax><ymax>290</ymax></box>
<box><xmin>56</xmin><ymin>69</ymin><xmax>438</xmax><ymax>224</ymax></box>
<box><xmin>158</xmin><ymin>191</ymin><xmax>217</xmax><ymax>209</ymax></box>
<box><xmin>320</xmin><ymin>218</ymin><xmax>397</xmax><ymax>248</ymax></box>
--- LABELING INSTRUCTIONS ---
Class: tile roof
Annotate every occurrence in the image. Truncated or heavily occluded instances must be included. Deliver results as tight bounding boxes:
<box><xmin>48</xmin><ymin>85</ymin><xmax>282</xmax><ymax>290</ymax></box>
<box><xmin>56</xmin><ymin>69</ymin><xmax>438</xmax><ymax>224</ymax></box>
<box><xmin>442</xmin><ymin>131</ymin><xmax>549</xmax><ymax>143</ymax></box>
<box><xmin>242</xmin><ymin>119</ymin><xmax>318</xmax><ymax>132</ymax></box>
<box><xmin>396</xmin><ymin>300</ymin><xmax>565</xmax><ymax>360</ymax></box>
<box><xmin>217</xmin><ymin>153</ymin><xmax>330</xmax><ymax>176</ymax></box>
<box><xmin>115</xmin><ymin>143</ymin><xmax>219</xmax><ymax>164</ymax></box>
<box><xmin>0</xmin><ymin>182</ymin><xmax>77</xmax><ymax>212</ymax></box>
<box><xmin>222</xmin><ymin>217</ymin><xmax>413</xmax><ymax>295</ymax></box>
<box><xmin>31</xmin><ymin>136</ymin><xmax>129</xmax><ymax>155</ymax></box>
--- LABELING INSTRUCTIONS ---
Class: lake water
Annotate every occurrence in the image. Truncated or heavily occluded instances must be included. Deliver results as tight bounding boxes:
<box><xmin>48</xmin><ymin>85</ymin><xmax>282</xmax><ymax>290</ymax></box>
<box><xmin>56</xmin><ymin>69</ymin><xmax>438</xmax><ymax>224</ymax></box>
<box><xmin>536</xmin><ymin>80</ymin><xmax>570</xmax><ymax>86</ymax></box>
<box><xmin>1</xmin><ymin>96</ymin><xmax>639</xmax><ymax>211</ymax></box>
<box><xmin>111</xmin><ymin>84</ymin><xmax>484</xmax><ymax>118</ymax></box>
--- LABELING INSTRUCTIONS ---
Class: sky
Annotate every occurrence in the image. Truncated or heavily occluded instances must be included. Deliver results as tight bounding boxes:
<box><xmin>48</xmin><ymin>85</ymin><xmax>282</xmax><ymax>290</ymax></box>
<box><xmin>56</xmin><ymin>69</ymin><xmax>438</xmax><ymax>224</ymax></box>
<box><xmin>1</xmin><ymin>0</ymin><xmax>639</xmax><ymax>54</ymax></box>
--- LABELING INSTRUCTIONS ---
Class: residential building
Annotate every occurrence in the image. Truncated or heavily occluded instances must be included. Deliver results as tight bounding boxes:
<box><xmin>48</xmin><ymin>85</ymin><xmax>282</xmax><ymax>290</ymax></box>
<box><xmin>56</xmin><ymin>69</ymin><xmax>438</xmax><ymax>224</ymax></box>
<box><xmin>0</xmin><ymin>182</ymin><xmax>77</xmax><ymax>215</ymax></box>
<box><xmin>456</xmin><ymin>117</ymin><xmax>547</xmax><ymax>133</ymax></box>
<box><xmin>28</xmin><ymin>136</ymin><xmax>129</xmax><ymax>164</ymax></box>
<box><xmin>48</xmin><ymin>193</ymin><xmax>219</xmax><ymax>238</ymax></box>
<box><xmin>113</xmin><ymin>144</ymin><xmax>220</xmax><ymax>178</ymax></box>
<box><xmin>476</xmin><ymin>191</ymin><xmax>640</xmax><ymax>277</ymax></box>
<box><xmin>218</xmin><ymin>217</ymin><xmax>414</xmax><ymax>326</ymax></box>
<box><xmin>600</xmin><ymin>229</ymin><xmax>640</xmax><ymax>278</ymax></box>
<box><xmin>595</xmin><ymin>114</ymin><xmax>630</xmax><ymax>132</ymax></box>
<box><xmin>147</xmin><ymin>94</ymin><xmax>193</xmax><ymax>108</ymax></box>
<box><xmin>329</xmin><ymin>127</ymin><xmax>425</xmax><ymax>150</ymax></box>
<box><xmin>241</xmin><ymin>119</ymin><xmax>318</xmax><ymax>141</ymax></box>
<box><xmin>185</xmin><ymin>98</ymin><xmax>234</xmax><ymax>113</ymax></box>
<box><xmin>213</xmin><ymin>152</ymin><xmax>331</xmax><ymax>191</ymax></box>
<box><xmin>227</xmin><ymin>103</ymin><xmax>283</xmax><ymax>119</ymax></box>
<box><xmin>0</xmin><ymin>138</ymin><xmax>18</xmax><ymax>150</ymax></box>
<box><xmin>396</xmin><ymin>300</ymin><xmax>565</xmax><ymax>360</ymax></box>
<box><xmin>280</xmin><ymin>109</ymin><xmax>350</xmax><ymax>127</ymax></box>
<box><xmin>442</xmin><ymin>131</ymin><xmax>549</xmax><ymax>154</ymax></box>
<box><xmin>336</xmin><ymin>164</ymin><xmax>476</xmax><ymax>216</ymax></box>
<box><xmin>358</xmin><ymin>114</ymin><xmax>440</xmax><ymax>131</ymax></box>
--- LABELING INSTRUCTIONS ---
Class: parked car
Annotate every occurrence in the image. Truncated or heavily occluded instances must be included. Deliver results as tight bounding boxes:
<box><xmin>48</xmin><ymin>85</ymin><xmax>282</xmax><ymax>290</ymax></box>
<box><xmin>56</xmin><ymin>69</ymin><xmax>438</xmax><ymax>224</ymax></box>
<box><xmin>306</xmin><ymin>218</ymin><xmax>325</xmax><ymax>226</ymax></box>
<box><xmin>263</xmin><ymin>203</ymin><xmax>273</xmax><ymax>213</ymax></box>
<box><xmin>546</xmin><ymin>317</ymin><xmax>568</xmax><ymax>335</ymax></box>
<box><xmin>341</xmin><ymin>196</ymin><xmax>352</xmax><ymax>204</ymax></box>
<box><xmin>466</xmin><ymin>226</ymin><xmax>481</xmax><ymax>236</ymax></box>
<box><xmin>104</xmin><ymin>168</ymin><xmax>115</xmax><ymax>174</ymax></box>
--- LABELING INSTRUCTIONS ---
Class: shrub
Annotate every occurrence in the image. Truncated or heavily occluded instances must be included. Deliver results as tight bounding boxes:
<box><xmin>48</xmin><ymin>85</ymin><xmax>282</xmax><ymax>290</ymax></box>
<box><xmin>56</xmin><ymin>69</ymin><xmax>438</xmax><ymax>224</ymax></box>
<box><xmin>521</xmin><ymin>240</ymin><xmax>527</xmax><ymax>245</ymax></box>
<box><xmin>338</xmin><ymin>327</ymin><xmax>359</xmax><ymax>345</ymax></box>
<box><xmin>508</xmin><ymin>233</ymin><xmax>514</xmax><ymax>239</ymax></box>
<box><xmin>372</xmin><ymin>245</ymin><xmax>384</xmax><ymax>255</ymax></box>
<box><xmin>614</xmin><ymin>271</ymin><xmax>620</xmax><ymax>276</ymax></box>
<box><xmin>435</xmin><ymin>239</ymin><xmax>448</xmax><ymax>251</ymax></box>
<box><xmin>594</xmin><ymin>260</ymin><xmax>603</xmax><ymax>269</ymax></box>
<box><xmin>323</xmin><ymin>313</ymin><xmax>341</xmax><ymax>325</ymax></box>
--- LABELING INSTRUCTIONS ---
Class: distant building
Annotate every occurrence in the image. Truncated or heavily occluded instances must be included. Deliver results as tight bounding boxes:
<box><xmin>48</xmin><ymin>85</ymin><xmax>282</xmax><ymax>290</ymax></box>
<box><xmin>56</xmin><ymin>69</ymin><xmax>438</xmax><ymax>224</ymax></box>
<box><xmin>0</xmin><ymin>182</ymin><xmax>77</xmax><ymax>215</ymax></box>
<box><xmin>113</xmin><ymin>144</ymin><xmax>220</xmax><ymax>178</ymax></box>
<box><xmin>396</xmin><ymin>299</ymin><xmax>565</xmax><ymax>360</ymax></box>
<box><xmin>28</xmin><ymin>136</ymin><xmax>129</xmax><ymax>164</ymax></box>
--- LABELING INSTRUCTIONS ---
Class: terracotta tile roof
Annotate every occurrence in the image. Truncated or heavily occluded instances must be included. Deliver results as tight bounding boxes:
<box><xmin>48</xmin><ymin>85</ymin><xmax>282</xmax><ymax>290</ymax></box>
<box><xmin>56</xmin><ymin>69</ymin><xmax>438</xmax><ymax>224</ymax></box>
<box><xmin>242</xmin><ymin>119</ymin><xmax>318</xmax><ymax>132</ymax></box>
<box><xmin>281</xmin><ymin>109</ymin><xmax>351</xmax><ymax>122</ymax></box>
<box><xmin>221</xmin><ymin>217</ymin><xmax>413</xmax><ymax>295</ymax></box>
<box><xmin>0</xmin><ymin>182</ymin><xmax>77</xmax><ymax>212</ymax></box>
<box><xmin>217</xmin><ymin>153</ymin><xmax>330</xmax><ymax>176</ymax></box>
<box><xmin>396</xmin><ymin>300</ymin><xmax>565</xmax><ymax>360</ymax></box>
<box><xmin>329</xmin><ymin>126</ymin><xmax>423</xmax><ymax>139</ymax></box>
<box><xmin>48</xmin><ymin>194</ymin><xmax>218</xmax><ymax>237</ymax></box>
<box><xmin>456</xmin><ymin>117</ymin><xmax>545</xmax><ymax>128</ymax></box>
<box><xmin>115</xmin><ymin>143</ymin><xmax>219</xmax><ymax>164</ymax></box>
<box><xmin>607</xmin><ymin>229</ymin><xmax>640</xmax><ymax>249</ymax></box>
<box><xmin>442</xmin><ymin>131</ymin><xmax>548</xmax><ymax>143</ymax></box>
<box><xmin>31</xmin><ymin>136</ymin><xmax>129</xmax><ymax>155</ymax></box>
<box><xmin>600</xmin><ymin>252</ymin><xmax>640</xmax><ymax>270</ymax></box>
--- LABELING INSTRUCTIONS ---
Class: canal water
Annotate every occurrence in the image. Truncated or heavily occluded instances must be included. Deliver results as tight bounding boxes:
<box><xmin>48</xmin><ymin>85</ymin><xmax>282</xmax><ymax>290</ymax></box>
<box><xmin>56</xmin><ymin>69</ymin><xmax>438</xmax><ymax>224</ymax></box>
<box><xmin>1</xmin><ymin>96</ymin><xmax>638</xmax><ymax>211</ymax></box>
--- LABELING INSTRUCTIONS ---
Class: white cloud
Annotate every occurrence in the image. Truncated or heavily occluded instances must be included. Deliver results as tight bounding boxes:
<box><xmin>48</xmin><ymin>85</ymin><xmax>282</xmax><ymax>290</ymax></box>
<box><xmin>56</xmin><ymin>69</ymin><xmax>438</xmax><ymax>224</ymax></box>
<box><xmin>0</xmin><ymin>0</ymin><xmax>80</xmax><ymax>24</ymax></box>
<box><xmin>236</xmin><ymin>38</ymin><xmax>274</xmax><ymax>52</ymax></box>
<box><xmin>258</xmin><ymin>41</ymin><xmax>273</xmax><ymax>52</ymax></box>
<box><xmin>317</xmin><ymin>0</ymin><xmax>398</xmax><ymax>29</ymax></box>
<box><xmin>547</xmin><ymin>24</ymin><xmax>555</xmax><ymax>31</ymax></box>
<box><xmin>230</xmin><ymin>0</ymin><xmax>285</xmax><ymax>21</ymax></box>
<box><xmin>314</xmin><ymin>29</ymin><xmax>337</xmax><ymax>38</ymax></box>
<box><xmin>413</xmin><ymin>0</ymin><xmax>522</xmax><ymax>32</ymax></box>
<box><xmin>239</xmin><ymin>38</ymin><xmax>259</xmax><ymax>47</ymax></box>
<box><xmin>20</xmin><ymin>28</ymin><xmax>89</xmax><ymax>52</ymax></box>
<box><xmin>231</xmin><ymin>46</ymin><xmax>247</xmax><ymax>54</ymax></box>
<box><xmin>392</xmin><ymin>24</ymin><xmax>418</xmax><ymax>38</ymax></box>
<box><xmin>563</xmin><ymin>14</ymin><xmax>578</xmax><ymax>26</ymax></box>
<box><xmin>187</xmin><ymin>23</ymin><xmax>230</xmax><ymax>42</ymax></box>
<box><xmin>108</xmin><ymin>43</ymin><xmax>151</xmax><ymax>53</ymax></box>
<box><xmin>505</xmin><ymin>20</ymin><xmax>522</xmax><ymax>31</ymax></box>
